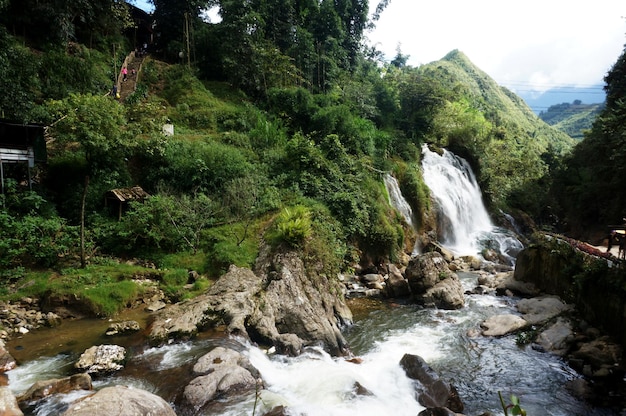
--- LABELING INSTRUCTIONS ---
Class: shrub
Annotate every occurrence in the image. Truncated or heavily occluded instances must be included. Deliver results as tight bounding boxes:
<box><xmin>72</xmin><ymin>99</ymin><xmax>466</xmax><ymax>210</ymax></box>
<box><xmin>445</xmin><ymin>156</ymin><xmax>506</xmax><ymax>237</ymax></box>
<box><xmin>267</xmin><ymin>205</ymin><xmax>313</xmax><ymax>248</ymax></box>
<box><xmin>203</xmin><ymin>224</ymin><xmax>259</xmax><ymax>277</ymax></box>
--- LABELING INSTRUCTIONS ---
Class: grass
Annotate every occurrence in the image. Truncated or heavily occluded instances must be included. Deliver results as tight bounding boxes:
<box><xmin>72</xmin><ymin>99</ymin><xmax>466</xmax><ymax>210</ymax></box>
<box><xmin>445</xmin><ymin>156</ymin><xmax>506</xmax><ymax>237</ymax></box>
<box><xmin>2</xmin><ymin>262</ymin><xmax>161</xmax><ymax>317</ymax></box>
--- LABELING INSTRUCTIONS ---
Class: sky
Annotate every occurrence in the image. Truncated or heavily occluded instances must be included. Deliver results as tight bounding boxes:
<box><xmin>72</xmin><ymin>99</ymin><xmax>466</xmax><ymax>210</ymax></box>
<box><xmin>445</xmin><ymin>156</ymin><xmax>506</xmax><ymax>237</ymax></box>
<box><xmin>367</xmin><ymin>0</ymin><xmax>625</xmax><ymax>97</ymax></box>
<box><xmin>133</xmin><ymin>0</ymin><xmax>625</xmax><ymax>103</ymax></box>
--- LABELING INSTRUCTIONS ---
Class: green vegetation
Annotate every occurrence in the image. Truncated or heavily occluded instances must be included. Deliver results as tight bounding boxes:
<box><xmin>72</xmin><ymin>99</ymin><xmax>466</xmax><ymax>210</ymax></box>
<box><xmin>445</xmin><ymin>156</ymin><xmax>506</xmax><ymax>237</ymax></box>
<box><xmin>0</xmin><ymin>0</ymin><xmax>624</xmax><ymax>317</ymax></box>
<box><xmin>499</xmin><ymin>392</ymin><xmax>527</xmax><ymax>416</ymax></box>
<box><xmin>4</xmin><ymin>263</ymin><xmax>154</xmax><ymax>317</ymax></box>
<box><xmin>539</xmin><ymin>100</ymin><xmax>604</xmax><ymax>140</ymax></box>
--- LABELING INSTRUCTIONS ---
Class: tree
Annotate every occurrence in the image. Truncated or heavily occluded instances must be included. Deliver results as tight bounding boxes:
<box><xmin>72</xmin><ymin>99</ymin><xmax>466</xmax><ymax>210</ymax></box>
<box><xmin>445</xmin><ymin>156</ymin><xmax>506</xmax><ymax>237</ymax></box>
<box><xmin>552</xmin><ymin>43</ymin><xmax>626</xmax><ymax>231</ymax></box>
<box><xmin>46</xmin><ymin>94</ymin><xmax>129</xmax><ymax>170</ymax></box>
<box><xmin>152</xmin><ymin>0</ymin><xmax>212</xmax><ymax>60</ymax></box>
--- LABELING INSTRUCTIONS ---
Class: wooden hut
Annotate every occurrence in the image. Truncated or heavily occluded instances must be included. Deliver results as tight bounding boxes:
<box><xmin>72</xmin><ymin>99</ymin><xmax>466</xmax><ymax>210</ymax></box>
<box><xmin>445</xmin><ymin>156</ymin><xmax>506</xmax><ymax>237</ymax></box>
<box><xmin>105</xmin><ymin>186</ymin><xmax>150</xmax><ymax>220</ymax></box>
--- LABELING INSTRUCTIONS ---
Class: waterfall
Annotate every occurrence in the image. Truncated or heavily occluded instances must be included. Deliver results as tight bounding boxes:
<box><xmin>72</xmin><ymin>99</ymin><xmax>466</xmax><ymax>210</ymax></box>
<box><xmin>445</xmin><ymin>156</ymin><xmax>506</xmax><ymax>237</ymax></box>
<box><xmin>421</xmin><ymin>144</ymin><xmax>522</xmax><ymax>263</ymax></box>
<box><xmin>383</xmin><ymin>173</ymin><xmax>420</xmax><ymax>255</ymax></box>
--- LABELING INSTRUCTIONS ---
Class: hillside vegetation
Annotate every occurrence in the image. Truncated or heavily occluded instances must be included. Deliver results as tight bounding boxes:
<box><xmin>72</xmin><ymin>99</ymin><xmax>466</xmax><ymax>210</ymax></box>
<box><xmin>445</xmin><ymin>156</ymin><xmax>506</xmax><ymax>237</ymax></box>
<box><xmin>0</xmin><ymin>0</ymin><xmax>623</xmax><ymax>314</ymax></box>
<box><xmin>539</xmin><ymin>100</ymin><xmax>604</xmax><ymax>140</ymax></box>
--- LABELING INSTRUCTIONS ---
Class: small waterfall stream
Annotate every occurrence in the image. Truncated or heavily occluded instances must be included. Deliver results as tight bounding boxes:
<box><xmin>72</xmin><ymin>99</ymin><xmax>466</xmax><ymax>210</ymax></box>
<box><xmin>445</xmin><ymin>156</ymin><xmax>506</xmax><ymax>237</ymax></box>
<box><xmin>384</xmin><ymin>174</ymin><xmax>415</xmax><ymax>230</ymax></box>
<box><xmin>384</xmin><ymin>173</ymin><xmax>420</xmax><ymax>255</ymax></box>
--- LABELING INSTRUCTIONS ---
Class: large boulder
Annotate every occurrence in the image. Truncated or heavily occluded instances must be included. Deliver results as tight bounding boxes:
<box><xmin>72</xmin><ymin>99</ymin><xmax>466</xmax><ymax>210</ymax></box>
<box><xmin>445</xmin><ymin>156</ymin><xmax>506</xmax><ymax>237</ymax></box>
<box><xmin>182</xmin><ymin>347</ymin><xmax>259</xmax><ymax>410</ymax></box>
<box><xmin>385</xmin><ymin>263</ymin><xmax>411</xmax><ymax>298</ymax></box>
<box><xmin>404</xmin><ymin>252</ymin><xmax>465</xmax><ymax>309</ymax></box>
<box><xmin>249</xmin><ymin>246</ymin><xmax>353</xmax><ymax>356</ymax></box>
<box><xmin>480</xmin><ymin>314</ymin><xmax>527</xmax><ymax>337</ymax></box>
<box><xmin>74</xmin><ymin>345</ymin><xmax>126</xmax><ymax>374</ymax></box>
<box><xmin>149</xmin><ymin>265</ymin><xmax>260</xmax><ymax>342</ymax></box>
<box><xmin>17</xmin><ymin>373</ymin><xmax>92</xmax><ymax>402</ymax></box>
<box><xmin>62</xmin><ymin>386</ymin><xmax>175</xmax><ymax>416</ymax></box>
<box><xmin>149</xmin><ymin>244</ymin><xmax>353</xmax><ymax>357</ymax></box>
<box><xmin>399</xmin><ymin>354</ymin><xmax>463</xmax><ymax>414</ymax></box>
<box><xmin>494</xmin><ymin>271</ymin><xmax>540</xmax><ymax>297</ymax></box>
<box><xmin>517</xmin><ymin>296</ymin><xmax>571</xmax><ymax>325</ymax></box>
<box><xmin>536</xmin><ymin>317</ymin><xmax>575</xmax><ymax>356</ymax></box>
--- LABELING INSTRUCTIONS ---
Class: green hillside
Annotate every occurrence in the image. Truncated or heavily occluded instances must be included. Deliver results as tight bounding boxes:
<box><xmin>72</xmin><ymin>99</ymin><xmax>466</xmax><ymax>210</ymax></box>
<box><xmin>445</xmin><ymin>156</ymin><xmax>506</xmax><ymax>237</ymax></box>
<box><xmin>539</xmin><ymin>101</ymin><xmax>604</xmax><ymax>140</ymax></box>
<box><xmin>0</xmin><ymin>0</ymin><xmax>623</xmax><ymax>309</ymax></box>
<box><xmin>411</xmin><ymin>50</ymin><xmax>575</xmax><ymax>211</ymax></box>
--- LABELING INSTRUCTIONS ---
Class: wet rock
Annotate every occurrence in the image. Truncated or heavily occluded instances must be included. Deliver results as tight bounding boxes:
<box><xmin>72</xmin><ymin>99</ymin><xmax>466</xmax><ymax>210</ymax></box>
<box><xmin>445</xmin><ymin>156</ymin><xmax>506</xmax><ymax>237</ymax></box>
<box><xmin>385</xmin><ymin>264</ymin><xmax>411</xmax><ymax>298</ymax></box>
<box><xmin>0</xmin><ymin>386</ymin><xmax>23</xmax><ymax>416</ymax></box>
<box><xmin>419</xmin><ymin>407</ymin><xmax>464</xmax><ymax>416</ymax></box>
<box><xmin>62</xmin><ymin>385</ymin><xmax>175</xmax><ymax>416</ymax></box>
<box><xmin>262</xmin><ymin>406</ymin><xmax>288</xmax><ymax>416</ymax></box>
<box><xmin>517</xmin><ymin>296</ymin><xmax>571</xmax><ymax>325</ymax></box>
<box><xmin>399</xmin><ymin>353</ymin><xmax>464</xmax><ymax>413</ymax></box>
<box><xmin>184</xmin><ymin>347</ymin><xmax>258</xmax><ymax>411</ymax></box>
<box><xmin>145</xmin><ymin>300</ymin><xmax>166</xmax><ymax>312</ymax></box>
<box><xmin>536</xmin><ymin>317</ymin><xmax>574</xmax><ymax>356</ymax></box>
<box><xmin>193</xmin><ymin>346</ymin><xmax>258</xmax><ymax>377</ymax></box>
<box><xmin>17</xmin><ymin>373</ymin><xmax>92</xmax><ymax>402</ymax></box>
<box><xmin>105</xmin><ymin>320</ymin><xmax>141</xmax><ymax>336</ymax></box>
<box><xmin>481</xmin><ymin>314</ymin><xmax>527</xmax><ymax>337</ymax></box>
<box><xmin>45</xmin><ymin>312</ymin><xmax>62</xmax><ymax>327</ymax></box>
<box><xmin>75</xmin><ymin>345</ymin><xmax>126</xmax><ymax>374</ymax></box>
<box><xmin>256</xmin><ymin>390</ymin><xmax>291</xmax><ymax>415</ymax></box>
<box><xmin>0</xmin><ymin>340</ymin><xmax>16</xmax><ymax>372</ymax></box>
<box><xmin>494</xmin><ymin>272</ymin><xmax>540</xmax><ymax>297</ymax></box>
<box><xmin>404</xmin><ymin>252</ymin><xmax>465</xmax><ymax>309</ymax></box>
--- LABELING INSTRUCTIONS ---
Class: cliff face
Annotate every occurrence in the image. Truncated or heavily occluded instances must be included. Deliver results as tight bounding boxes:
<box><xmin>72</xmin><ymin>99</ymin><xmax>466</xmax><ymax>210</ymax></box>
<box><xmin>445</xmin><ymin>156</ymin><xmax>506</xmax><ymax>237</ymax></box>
<box><xmin>514</xmin><ymin>234</ymin><xmax>626</xmax><ymax>346</ymax></box>
<box><xmin>149</xmin><ymin>243</ymin><xmax>353</xmax><ymax>357</ymax></box>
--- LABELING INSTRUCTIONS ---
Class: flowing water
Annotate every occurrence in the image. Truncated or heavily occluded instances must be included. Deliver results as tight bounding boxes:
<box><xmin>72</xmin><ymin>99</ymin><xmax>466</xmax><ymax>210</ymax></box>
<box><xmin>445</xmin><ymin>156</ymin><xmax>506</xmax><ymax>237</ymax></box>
<box><xmin>5</xmin><ymin>147</ymin><xmax>616</xmax><ymax>415</ymax></box>
<box><xmin>421</xmin><ymin>144</ymin><xmax>523</xmax><ymax>263</ymax></box>
<box><xmin>8</xmin><ymin>275</ymin><xmax>614</xmax><ymax>415</ymax></box>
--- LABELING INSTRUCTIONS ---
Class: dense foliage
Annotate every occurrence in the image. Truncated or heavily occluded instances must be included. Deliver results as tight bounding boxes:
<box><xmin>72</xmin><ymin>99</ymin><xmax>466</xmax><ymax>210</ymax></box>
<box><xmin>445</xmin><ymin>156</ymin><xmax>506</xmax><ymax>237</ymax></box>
<box><xmin>0</xmin><ymin>0</ymin><xmax>622</xmax><ymax>308</ymax></box>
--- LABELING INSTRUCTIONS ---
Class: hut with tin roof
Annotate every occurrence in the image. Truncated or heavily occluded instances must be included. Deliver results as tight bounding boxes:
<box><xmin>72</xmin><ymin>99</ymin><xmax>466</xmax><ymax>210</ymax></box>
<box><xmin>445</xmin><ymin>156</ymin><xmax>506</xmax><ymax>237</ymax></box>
<box><xmin>105</xmin><ymin>186</ymin><xmax>150</xmax><ymax>220</ymax></box>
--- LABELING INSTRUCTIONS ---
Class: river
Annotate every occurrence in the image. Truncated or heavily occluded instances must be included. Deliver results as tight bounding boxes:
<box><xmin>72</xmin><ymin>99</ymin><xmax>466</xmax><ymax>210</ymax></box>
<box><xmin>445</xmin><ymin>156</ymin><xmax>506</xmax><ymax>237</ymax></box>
<box><xmin>5</xmin><ymin>145</ymin><xmax>620</xmax><ymax>415</ymax></box>
<box><xmin>7</xmin><ymin>272</ymin><xmax>616</xmax><ymax>415</ymax></box>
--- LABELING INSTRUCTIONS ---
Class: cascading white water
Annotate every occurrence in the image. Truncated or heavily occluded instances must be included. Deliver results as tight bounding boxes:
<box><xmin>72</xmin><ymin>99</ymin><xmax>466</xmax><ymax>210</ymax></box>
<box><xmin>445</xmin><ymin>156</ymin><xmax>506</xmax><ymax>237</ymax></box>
<box><xmin>421</xmin><ymin>144</ymin><xmax>523</xmax><ymax>262</ymax></box>
<box><xmin>383</xmin><ymin>173</ymin><xmax>420</xmax><ymax>255</ymax></box>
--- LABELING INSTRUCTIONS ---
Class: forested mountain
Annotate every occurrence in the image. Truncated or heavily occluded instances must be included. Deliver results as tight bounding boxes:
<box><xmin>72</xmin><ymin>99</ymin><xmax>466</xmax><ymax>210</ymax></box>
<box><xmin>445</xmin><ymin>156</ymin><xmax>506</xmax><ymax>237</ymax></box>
<box><xmin>539</xmin><ymin>101</ymin><xmax>604</xmax><ymax>140</ymax></box>
<box><xmin>0</xmin><ymin>0</ymin><xmax>623</xmax><ymax>301</ymax></box>
<box><xmin>413</xmin><ymin>50</ymin><xmax>574</xmax><ymax>210</ymax></box>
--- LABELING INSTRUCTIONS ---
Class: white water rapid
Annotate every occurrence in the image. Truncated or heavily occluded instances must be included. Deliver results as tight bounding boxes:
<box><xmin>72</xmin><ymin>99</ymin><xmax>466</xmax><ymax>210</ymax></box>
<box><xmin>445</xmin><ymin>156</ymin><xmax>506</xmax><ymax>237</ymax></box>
<box><xmin>421</xmin><ymin>144</ymin><xmax>522</xmax><ymax>263</ymax></box>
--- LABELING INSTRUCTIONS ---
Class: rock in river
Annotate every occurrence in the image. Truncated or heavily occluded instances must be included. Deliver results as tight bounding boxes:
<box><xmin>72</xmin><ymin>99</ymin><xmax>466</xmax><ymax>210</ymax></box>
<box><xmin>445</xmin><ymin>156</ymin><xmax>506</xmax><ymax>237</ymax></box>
<box><xmin>62</xmin><ymin>385</ymin><xmax>175</xmax><ymax>416</ymax></box>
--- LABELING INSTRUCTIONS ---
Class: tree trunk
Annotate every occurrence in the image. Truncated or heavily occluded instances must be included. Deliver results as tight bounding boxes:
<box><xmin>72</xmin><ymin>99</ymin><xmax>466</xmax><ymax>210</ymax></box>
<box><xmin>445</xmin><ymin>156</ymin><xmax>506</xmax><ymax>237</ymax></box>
<box><xmin>80</xmin><ymin>176</ymin><xmax>89</xmax><ymax>268</ymax></box>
